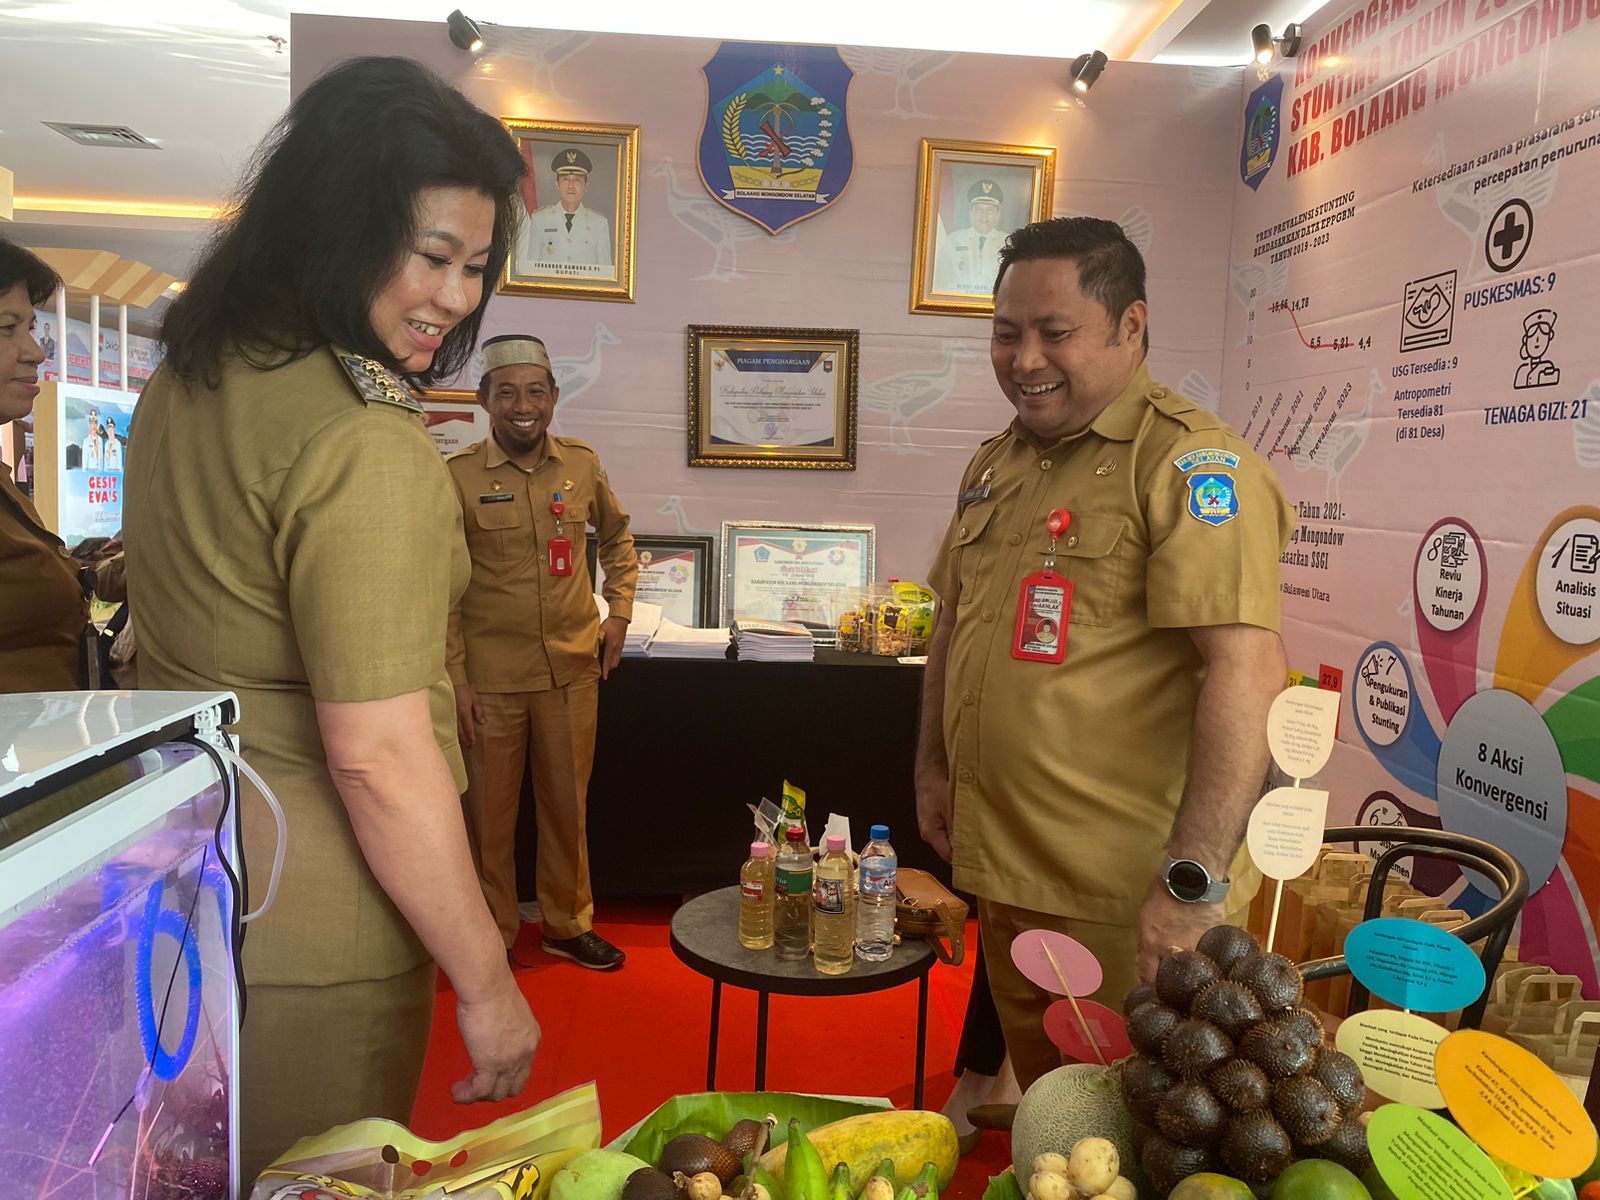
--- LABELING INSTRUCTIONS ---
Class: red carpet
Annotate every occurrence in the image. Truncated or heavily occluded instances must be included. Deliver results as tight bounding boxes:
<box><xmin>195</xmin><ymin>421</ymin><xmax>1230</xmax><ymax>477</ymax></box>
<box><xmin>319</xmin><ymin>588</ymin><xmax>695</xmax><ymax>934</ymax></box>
<box><xmin>409</xmin><ymin>900</ymin><xmax>1013</xmax><ymax>1197</ymax></box>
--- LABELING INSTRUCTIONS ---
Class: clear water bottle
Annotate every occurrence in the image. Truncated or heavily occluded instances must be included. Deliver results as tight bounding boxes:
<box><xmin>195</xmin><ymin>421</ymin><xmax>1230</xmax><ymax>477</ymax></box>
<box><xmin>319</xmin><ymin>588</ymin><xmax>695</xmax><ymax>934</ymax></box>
<box><xmin>855</xmin><ymin>823</ymin><xmax>897</xmax><ymax>962</ymax></box>
<box><xmin>813</xmin><ymin>835</ymin><xmax>856</xmax><ymax>976</ymax></box>
<box><xmin>739</xmin><ymin>840</ymin><xmax>774</xmax><ymax>950</ymax></box>
<box><xmin>773</xmin><ymin>824</ymin><xmax>813</xmax><ymax>961</ymax></box>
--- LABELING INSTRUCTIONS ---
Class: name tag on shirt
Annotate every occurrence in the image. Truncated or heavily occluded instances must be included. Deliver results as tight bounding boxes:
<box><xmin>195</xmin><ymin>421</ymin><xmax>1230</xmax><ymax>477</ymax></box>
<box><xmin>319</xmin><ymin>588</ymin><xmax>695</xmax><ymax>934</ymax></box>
<box><xmin>479</xmin><ymin>492</ymin><xmax>514</xmax><ymax>504</ymax></box>
<box><xmin>959</xmin><ymin>483</ymin><xmax>991</xmax><ymax>507</ymax></box>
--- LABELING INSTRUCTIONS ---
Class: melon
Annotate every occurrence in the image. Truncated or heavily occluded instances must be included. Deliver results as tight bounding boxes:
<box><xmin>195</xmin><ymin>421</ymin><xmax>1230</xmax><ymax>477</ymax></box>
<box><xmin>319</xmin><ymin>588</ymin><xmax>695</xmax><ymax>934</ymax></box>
<box><xmin>1011</xmin><ymin>1064</ymin><xmax>1145</xmax><ymax>1193</ymax></box>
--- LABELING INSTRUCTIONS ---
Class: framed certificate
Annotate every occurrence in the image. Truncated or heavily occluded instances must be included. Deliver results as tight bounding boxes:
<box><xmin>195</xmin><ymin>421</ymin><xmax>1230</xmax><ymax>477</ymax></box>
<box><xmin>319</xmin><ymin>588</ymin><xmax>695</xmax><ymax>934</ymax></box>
<box><xmin>720</xmin><ymin>521</ymin><xmax>874</xmax><ymax>629</ymax></box>
<box><xmin>633</xmin><ymin>534</ymin><xmax>715</xmax><ymax>627</ymax></box>
<box><xmin>688</xmin><ymin>325</ymin><xmax>858</xmax><ymax>470</ymax></box>
<box><xmin>910</xmin><ymin>139</ymin><xmax>1056</xmax><ymax>318</ymax></box>
<box><xmin>418</xmin><ymin>388</ymin><xmax>488</xmax><ymax>456</ymax></box>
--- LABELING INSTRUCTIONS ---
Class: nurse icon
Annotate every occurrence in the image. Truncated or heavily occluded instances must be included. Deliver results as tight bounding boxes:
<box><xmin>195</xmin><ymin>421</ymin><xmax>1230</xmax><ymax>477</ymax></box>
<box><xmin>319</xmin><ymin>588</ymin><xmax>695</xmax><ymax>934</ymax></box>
<box><xmin>1514</xmin><ymin>308</ymin><xmax>1560</xmax><ymax>390</ymax></box>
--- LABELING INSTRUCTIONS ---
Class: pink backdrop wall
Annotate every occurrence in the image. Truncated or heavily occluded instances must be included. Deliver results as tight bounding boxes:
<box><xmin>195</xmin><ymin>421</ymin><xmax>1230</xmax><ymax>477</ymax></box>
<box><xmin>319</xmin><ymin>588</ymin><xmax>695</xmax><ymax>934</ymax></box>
<box><xmin>292</xmin><ymin>17</ymin><xmax>1243</xmax><ymax>581</ymax></box>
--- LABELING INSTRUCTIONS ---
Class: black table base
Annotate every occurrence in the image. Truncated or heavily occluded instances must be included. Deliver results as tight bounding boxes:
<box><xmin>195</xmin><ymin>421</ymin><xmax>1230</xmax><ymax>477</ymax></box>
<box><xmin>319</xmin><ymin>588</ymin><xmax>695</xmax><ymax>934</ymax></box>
<box><xmin>670</xmin><ymin>888</ymin><xmax>937</xmax><ymax>1107</ymax></box>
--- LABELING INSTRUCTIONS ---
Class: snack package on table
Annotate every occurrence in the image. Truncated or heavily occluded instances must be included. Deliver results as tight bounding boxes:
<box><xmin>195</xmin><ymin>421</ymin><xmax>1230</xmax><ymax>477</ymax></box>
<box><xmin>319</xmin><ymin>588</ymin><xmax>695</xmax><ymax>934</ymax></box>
<box><xmin>249</xmin><ymin>1083</ymin><xmax>600</xmax><ymax>1200</ymax></box>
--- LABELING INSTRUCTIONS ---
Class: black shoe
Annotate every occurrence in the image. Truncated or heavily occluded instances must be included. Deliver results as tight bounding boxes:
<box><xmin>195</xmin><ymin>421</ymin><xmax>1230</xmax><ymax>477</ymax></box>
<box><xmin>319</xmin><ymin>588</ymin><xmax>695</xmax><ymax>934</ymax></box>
<box><xmin>541</xmin><ymin>930</ymin><xmax>626</xmax><ymax>970</ymax></box>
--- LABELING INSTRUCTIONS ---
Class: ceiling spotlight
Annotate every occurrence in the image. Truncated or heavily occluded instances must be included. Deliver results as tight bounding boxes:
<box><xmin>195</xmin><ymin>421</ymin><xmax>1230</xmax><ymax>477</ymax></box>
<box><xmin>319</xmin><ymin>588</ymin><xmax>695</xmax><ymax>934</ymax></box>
<box><xmin>1071</xmin><ymin>51</ymin><xmax>1108</xmax><ymax>94</ymax></box>
<box><xmin>447</xmin><ymin>9</ymin><xmax>484</xmax><ymax>55</ymax></box>
<box><xmin>1252</xmin><ymin>22</ymin><xmax>1304</xmax><ymax>65</ymax></box>
<box><xmin>1252</xmin><ymin>23</ymin><xmax>1275</xmax><ymax>64</ymax></box>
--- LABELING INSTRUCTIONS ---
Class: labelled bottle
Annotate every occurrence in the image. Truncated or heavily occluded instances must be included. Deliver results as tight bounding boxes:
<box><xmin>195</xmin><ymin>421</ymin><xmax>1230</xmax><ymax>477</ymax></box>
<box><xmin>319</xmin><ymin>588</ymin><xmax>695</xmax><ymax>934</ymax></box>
<box><xmin>739</xmin><ymin>840</ymin><xmax>775</xmax><ymax>950</ymax></box>
<box><xmin>773</xmin><ymin>824</ymin><xmax>814</xmax><ymax>961</ymax></box>
<box><xmin>813</xmin><ymin>834</ymin><xmax>856</xmax><ymax>975</ymax></box>
<box><xmin>855</xmin><ymin>823</ymin><xmax>897</xmax><ymax>962</ymax></box>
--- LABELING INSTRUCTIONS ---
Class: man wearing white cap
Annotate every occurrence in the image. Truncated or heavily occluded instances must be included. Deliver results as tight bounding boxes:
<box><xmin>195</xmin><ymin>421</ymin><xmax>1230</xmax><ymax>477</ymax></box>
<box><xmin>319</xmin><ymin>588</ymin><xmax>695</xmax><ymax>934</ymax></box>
<box><xmin>517</xmin><ymin>148</ymin><xmax>614</xmax><ymax>275</ymax></box>
<box><xmin>447</xmin><ymin>334</ymin><xmax>637</xmax><ymax>970</ymax></box>
<box><xmin>934</xmin><ymin>178</ymin><xmax>1007</xmax><ymax>296</ymax></box>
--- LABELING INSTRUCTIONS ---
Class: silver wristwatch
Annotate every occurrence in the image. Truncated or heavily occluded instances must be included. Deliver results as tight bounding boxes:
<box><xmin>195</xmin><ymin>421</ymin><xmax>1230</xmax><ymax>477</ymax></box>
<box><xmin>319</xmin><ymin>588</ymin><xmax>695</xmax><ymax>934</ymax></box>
<box><xmin>1163</xmin><ymin>855</ymin><xmax>1232</xmax><ymax>904</ymax></box>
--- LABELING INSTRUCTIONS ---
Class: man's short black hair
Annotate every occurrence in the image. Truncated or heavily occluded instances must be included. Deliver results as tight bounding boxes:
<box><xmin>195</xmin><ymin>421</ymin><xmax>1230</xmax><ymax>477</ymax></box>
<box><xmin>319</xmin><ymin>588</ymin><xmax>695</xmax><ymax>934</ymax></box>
<box><xmin>996</xmin><ymin>217</ymin><xmax>1150</xmax><ymax>354</ymax></box>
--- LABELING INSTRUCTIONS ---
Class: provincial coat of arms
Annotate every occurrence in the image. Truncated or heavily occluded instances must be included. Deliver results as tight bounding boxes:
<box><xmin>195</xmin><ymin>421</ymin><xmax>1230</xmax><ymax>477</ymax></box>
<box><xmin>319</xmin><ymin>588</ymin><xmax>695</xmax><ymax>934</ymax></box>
<box><xmin>1240</xmin><ymin>75</ymin><xmax>1284</xmax><ymax>191</ymax></box>
<box><xmin>698</xmin><ymin>41</ymin><xmax>855</xmax><ymax>234</ymax></box>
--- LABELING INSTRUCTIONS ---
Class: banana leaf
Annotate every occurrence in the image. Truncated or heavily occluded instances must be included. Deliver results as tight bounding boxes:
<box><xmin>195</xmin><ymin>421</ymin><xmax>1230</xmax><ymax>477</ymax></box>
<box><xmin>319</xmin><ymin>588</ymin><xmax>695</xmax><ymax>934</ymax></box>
<box><xmin>609</xmin><ymin>1092</ymin><xmax>889</xmax><ymax>1165</ymax></box>
<box><xmin>982</xmin><ymin>1169</ymin><xmax>1026</xmax><ymax>1200</ymax></box>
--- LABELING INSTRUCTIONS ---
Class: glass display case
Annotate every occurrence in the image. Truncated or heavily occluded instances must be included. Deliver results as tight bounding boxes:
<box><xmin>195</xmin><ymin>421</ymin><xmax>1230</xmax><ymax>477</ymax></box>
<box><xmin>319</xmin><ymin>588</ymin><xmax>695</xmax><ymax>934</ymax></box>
<box><xmin>0</xmin><ymin>691</ymin><xmax>241</xmax><ymax>1199</ymax></box>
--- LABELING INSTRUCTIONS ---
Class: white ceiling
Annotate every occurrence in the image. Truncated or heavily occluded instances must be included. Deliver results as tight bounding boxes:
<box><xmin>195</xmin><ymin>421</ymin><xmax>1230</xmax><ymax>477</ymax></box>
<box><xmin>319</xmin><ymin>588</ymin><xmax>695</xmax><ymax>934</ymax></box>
<box><xmin>0</xmin><ymin>0</ymin><xmax>1312</xmax><ymax>286</ymax></box>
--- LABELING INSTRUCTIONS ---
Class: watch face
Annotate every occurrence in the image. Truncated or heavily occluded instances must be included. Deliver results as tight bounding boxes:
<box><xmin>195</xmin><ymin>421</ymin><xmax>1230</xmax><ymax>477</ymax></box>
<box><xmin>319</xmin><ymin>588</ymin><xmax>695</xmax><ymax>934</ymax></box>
<box><xmin>1167</xmin><ymin>859</ymin><xmax>1211</xmax><ymax>902</ymax></box>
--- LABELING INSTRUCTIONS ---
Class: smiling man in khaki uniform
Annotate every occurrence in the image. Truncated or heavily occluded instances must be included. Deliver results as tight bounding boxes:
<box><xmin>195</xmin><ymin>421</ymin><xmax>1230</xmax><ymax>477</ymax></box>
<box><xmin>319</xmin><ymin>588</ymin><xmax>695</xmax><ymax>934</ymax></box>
<box><xmin>449</xmin><ymin>334</ymin><xmax>637</xmax><ymax>969</ymax></box>
<box><xmin>916</xmin><ymin>217</ymin><xmax>1294</xmax><ymax>1091</ymax></box>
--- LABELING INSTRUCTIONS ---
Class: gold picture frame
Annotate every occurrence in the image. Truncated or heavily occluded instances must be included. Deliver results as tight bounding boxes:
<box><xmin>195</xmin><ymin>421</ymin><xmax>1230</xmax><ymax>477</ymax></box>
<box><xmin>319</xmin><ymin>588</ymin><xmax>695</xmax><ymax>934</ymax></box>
<box><xmin>910</xmin><ymin>138</ymin><xmax>1056</xmax><ymax>318</ymax></box>
<box><xmin>499</xmin><ymin>118</ymin><xmax>639</xmax><ymax>303</ymax></box>
<box><xmin>687</xmin><ymin>324</ymin><xmax>859</xmax><ymax>470</ymax></box>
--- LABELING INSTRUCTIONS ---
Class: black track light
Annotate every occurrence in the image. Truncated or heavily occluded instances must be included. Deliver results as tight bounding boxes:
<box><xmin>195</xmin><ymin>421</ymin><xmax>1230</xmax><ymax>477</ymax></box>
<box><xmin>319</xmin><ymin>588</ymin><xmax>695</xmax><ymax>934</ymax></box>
<box><xmin>447</xmin><ymin>9</ymin><xmax>484</xmax><ymax>55</ymax></box>
<box><xmin>1252</xmin><ymin>23</ymin><xmax>1275</xmax><ymax>64</ymax></box>
<box><xmin>1253</xmin><ymin>21</ymin><xmax>1304</xmax><ymax>65</ymax></box>
<box><xmin>1071</xmin><ymin>50</ymin><xmax>1108</xmax><ymax>95</ymax></box>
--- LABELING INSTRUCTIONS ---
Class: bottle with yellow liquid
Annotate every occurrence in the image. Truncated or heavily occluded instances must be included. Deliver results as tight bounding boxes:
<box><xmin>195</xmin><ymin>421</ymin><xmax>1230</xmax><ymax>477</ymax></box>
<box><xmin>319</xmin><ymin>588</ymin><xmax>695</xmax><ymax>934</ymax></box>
<box><xmin>739</xmin><ymin>840</ymin><xmax>775</xmax><ymax>950</ymax></box>
<box><xmin>812</xmin><ymin>835</ymin><xmax>856</xmax><ymax>975</ymax></box>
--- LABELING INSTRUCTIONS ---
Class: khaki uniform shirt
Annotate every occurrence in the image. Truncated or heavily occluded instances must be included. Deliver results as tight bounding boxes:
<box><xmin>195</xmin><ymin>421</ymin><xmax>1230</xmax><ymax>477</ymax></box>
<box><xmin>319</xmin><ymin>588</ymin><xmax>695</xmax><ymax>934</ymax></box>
<box><xmin>125</xmin><ymin>347</ymin><xmax>469</xmax><ymax>986</ymax></box>
<box><xmin>446</xmin><ymin>433</ymin><xmax>637</xmax><ymax>693</ymax></box>
<box><xmin>0</xmin><ymin>462</ymin><xmax>85</xmax><ymax>691</ymax></box>
<box><xmin>928</xmin><ymin>364</ymin><xmax>1293</xmax><ymax>924</ymax></box>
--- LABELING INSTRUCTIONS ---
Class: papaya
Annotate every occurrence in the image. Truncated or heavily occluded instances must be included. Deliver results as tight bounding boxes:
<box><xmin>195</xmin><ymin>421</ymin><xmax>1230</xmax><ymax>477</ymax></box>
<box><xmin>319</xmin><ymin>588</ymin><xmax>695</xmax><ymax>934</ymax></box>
<box><xmin>756</xmin><ymin>1111</ymin><xmax>958</xmax><ymax>1194</ymax></box>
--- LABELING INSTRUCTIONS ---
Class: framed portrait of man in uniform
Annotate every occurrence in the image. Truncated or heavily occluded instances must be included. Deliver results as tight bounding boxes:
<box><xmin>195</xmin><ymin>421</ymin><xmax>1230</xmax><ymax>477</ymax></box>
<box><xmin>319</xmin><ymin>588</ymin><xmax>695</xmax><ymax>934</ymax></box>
<box><xmin>500</xmin><ymin>118</ymin><xmax>639</xmax><ymax>303</ymax></box>
<box><xmin>910</xmin><ymin>139</ymin><xmax>1056</xmax><ymax>318</ymax></box>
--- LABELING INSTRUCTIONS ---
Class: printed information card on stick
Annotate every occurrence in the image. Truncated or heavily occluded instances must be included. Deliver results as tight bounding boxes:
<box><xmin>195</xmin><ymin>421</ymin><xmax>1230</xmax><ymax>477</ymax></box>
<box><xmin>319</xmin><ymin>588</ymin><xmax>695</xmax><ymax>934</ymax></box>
<box><xmin>1368</xmin><ymin>1104</ymin><xmax>1512</xmax><ymax>1200</ymax></box>
<box><xmin>1335</xmin><ymin>1009</ymin><xmax>1448</xmax><ymax>1109</ymax></box>
<box><xmin>1343</xmin><ymin>916</ymin><xmax>1487</xmax><ymax>1013</ymax></box>
<box><xmin>1434</xmin><ymin>1029</ymin><xmax>1598</xmax><ymax>1178</ymax></box>
<box><xmin>1266</xmin><ymin>684</ymin><xmax>1340</xmax><ymax>779</ymax></box>
<box><xmin>1247</xmin><ymin>786</ymin><xmax>1330</xmax><ymax>880</ymax></box>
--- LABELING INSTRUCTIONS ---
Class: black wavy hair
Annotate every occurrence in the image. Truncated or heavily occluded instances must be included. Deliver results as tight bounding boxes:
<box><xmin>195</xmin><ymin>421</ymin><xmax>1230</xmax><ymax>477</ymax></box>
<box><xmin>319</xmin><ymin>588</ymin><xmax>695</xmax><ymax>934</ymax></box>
<box><xmin>0</xmin><ymin>236</ymin><xmax>63</xmax><ymax>306</ymax></box>
<box><xmin>161</xmin><ymin>55</ymin><xmax>525</xmax><ymax>386</ymax></box>
<box><xmin>996</xmin><ymin>217</ymin><xmax>1150</xmax><ymax>354</ymax></box>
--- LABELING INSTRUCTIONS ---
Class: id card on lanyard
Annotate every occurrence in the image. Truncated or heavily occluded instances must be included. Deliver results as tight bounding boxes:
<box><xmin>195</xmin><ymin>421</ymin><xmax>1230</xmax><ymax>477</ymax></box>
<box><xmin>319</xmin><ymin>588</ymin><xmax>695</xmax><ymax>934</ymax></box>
<box><xmin>1012</xmin><ymin>509</ymin><xmax>1073</xmax><ymax>663</ymax></box>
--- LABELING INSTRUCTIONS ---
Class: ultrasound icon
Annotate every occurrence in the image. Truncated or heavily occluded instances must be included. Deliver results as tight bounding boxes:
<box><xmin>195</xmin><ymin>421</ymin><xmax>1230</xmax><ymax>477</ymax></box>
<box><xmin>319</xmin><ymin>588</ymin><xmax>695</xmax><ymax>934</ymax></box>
<box><xmin>1401</xmin><ymin>269</ymin><xmax>1456</xmax><ymax>352</ymax></box>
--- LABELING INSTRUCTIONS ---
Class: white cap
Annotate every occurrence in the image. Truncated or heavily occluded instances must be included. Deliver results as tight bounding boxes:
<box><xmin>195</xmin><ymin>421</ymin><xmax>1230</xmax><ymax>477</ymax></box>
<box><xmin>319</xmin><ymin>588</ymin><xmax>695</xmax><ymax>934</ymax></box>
<box><xmin>480</xmin><ymin>334</ymin><xmax>552</xmax><ymax>386</ymax></box>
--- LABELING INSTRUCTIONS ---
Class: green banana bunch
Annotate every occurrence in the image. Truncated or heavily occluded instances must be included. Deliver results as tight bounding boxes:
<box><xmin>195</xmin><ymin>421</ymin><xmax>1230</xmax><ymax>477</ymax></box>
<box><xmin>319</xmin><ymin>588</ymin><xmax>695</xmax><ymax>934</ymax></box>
<box><xmin>909</xmin><ymin>1162</ymin><xmax>940</xmax><ymax>1199</ymax></box>
<box><xmin>828</xmin><ymin>1160</ymin><xmax>853</xmax><ymax>1200</ymax></box>
<box><xmin>783</xmin><ymin>1118</ymin><xmax>828</xmax><ymax>1200</ymax></box>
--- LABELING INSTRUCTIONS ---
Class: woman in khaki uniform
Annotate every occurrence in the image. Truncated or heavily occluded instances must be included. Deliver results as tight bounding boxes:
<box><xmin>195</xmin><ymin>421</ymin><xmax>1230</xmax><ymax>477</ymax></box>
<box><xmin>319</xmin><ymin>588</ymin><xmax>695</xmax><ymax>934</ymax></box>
<box><xmin>0</xmin><ymin>239</ymin><xmax>84</xmax><ymax>692</ymax></box>
<box><xmin>123</xmin><ymin>58</ymin><xmax>538</xmax><ymax>1182</ymax></box>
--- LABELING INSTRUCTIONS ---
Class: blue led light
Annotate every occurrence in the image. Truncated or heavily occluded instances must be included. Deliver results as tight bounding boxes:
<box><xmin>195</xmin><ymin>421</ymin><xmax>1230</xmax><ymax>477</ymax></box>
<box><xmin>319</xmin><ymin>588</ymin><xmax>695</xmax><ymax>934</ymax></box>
<box><xmin>135</xmin><ymin>879</ymin><xmax>203</xmax><ymax>1082</ymax></box>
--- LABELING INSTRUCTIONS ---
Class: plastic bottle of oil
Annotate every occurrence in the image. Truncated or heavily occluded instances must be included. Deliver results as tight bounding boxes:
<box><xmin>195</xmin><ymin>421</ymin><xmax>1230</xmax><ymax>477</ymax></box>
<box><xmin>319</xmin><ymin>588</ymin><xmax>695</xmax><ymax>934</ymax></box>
<box><xmin>738</xmin><ymin>840</ymin><xmax>774</xmax><ymax>950</ymax></box>
<box><xmin>773</xmin><ymin>824</ymin><xmax>813</xmax><ymax>961</ymax></box>
<box><xmin>812</xmin><ymin>834</ymin><xmax>856</xmax><ymax>975</ymax></box>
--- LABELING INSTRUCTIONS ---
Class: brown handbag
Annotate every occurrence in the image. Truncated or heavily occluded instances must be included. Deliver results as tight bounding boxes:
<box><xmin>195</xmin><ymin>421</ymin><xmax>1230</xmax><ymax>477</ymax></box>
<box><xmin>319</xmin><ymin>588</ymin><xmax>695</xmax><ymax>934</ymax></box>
<box><xmin>895</xmin><ymin>868</ymin><xmax>968</xmax><ymax>965</ymax></box>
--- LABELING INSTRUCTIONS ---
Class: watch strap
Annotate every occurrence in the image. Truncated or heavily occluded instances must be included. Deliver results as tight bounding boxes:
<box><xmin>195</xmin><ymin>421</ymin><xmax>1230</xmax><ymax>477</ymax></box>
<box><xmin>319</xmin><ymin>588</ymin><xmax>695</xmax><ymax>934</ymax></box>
<box><xmin>1164</xmin><ymin>855</ymin><xmax>1232</xmax><ymax>904</ymax></box>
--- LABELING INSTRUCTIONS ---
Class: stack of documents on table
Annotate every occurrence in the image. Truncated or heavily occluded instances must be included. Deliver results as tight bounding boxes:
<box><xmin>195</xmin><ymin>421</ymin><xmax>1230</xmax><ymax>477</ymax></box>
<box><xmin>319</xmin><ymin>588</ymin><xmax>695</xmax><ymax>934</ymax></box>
<box><xmin>621</xmin><ymin>600</ymin><xmax>661</xmax><ymax>658</ymax></box>
<box><xmin>649</xmin><ymin>618</ymin><xmax>732</xmax><ymax>659</ymax></box>
<box><xmin>731</xmin><ymin>618</ymin><xmax>815</xmax><ymax>662</ymax></box>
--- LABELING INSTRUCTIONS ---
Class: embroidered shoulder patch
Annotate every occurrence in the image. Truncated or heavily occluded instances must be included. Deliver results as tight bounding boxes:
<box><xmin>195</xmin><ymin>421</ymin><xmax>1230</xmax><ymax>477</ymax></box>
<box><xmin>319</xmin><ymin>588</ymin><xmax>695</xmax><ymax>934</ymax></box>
<box><xmin>1173</xmin><ymin>448</ymin><xmax>1241</xmax><ymax>472</ymax></box>
<box><xmin>1187</xmin><ymin>473</ymin><xmax>1239</xmax><ymax>526</ymax></box>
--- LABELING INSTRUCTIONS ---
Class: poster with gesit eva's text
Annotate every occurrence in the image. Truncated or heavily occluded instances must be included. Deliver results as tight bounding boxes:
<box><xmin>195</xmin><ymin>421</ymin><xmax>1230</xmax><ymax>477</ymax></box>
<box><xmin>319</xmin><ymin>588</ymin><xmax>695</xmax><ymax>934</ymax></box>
<box><xmin>1224</xmin><ymin>0</ymin><xmax>1600</xmax><ymax>991</ymax></box>
<box><xmin>54</xmin><ymin>382</ymin><xmax>136</xmax><ymax>549</ymax></box>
